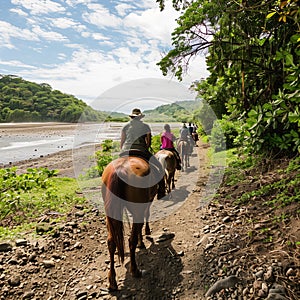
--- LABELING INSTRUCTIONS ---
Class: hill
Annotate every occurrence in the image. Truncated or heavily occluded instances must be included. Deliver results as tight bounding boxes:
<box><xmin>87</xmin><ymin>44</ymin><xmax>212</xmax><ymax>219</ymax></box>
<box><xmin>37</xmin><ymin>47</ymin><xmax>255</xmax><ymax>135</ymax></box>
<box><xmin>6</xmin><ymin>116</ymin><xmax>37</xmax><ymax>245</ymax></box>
<box><xmin>0</xmin><ymin>75</ymin><xmax>200</xmax><ymax>123</ymax></box>
<box><xmin>143</xmin><ymin>100</ymin><xmax>201</xmax><ymax>122</ymax></box>
<box><xmin>0</xmin><ymin>75</ymin><xmax>107</xmax><ymax>123</ymax></box>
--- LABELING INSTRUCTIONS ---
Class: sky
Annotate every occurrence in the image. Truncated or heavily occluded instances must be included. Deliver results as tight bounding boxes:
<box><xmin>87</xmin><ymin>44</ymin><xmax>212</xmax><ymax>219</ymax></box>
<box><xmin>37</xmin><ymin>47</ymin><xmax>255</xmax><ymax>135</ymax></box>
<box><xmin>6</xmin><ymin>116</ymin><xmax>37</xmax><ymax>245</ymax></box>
<box><xmin>0</xmin><ymin>0</ymin><xmax>209</xmax><ymax>113</ymax></box>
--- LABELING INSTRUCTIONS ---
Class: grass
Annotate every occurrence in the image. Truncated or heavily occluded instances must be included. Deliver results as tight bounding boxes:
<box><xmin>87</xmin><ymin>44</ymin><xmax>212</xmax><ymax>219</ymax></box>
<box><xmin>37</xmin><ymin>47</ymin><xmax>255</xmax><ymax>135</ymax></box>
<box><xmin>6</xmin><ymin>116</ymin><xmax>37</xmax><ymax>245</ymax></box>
<box><xmin>0</xmin><ymin>168</ymin><xmax>87</xmax><ymax>240</ymax></box>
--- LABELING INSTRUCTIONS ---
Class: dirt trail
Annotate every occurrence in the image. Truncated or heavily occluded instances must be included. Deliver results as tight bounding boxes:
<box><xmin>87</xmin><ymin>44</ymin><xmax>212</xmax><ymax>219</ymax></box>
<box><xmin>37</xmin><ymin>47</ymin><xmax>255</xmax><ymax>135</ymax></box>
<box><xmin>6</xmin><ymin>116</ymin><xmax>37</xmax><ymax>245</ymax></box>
<box><xmin>0</xmin><ymin>140</ymin><xmax>212</xmax><ymax>300</ymax></box>
<box><xmin>1</xmin><ymin>139</ymin><xmax>299</xmax><ymax>300</ymax></box>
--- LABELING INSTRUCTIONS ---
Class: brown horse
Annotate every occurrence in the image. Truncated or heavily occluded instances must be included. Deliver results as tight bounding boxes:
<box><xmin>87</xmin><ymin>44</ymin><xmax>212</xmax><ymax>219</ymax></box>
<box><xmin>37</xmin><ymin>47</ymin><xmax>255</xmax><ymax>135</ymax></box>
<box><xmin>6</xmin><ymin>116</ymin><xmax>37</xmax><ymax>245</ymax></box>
<box><xmin>155</xmin><ymin>149</ymin><xmax>177</xmax><ymax>193</ymax></box>
<box><xmin>101</xmin><ymin>156</ymin><xmax>162</xmax><ymax>290</ymax></box>
<box><xmin>177</xmin><ymin>140</ymin><xmax>190</xmax><ymax>171</ymax></box>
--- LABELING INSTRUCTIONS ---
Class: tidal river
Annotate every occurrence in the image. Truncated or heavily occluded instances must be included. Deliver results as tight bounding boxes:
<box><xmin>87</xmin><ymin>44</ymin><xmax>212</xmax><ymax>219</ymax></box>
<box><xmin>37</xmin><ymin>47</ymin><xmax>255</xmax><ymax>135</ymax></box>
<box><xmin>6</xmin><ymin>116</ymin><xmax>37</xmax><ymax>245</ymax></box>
<box><xmin>0</xmin><ymin>122</ymin><xmax>181</xmax><ymax>165</ymax></box>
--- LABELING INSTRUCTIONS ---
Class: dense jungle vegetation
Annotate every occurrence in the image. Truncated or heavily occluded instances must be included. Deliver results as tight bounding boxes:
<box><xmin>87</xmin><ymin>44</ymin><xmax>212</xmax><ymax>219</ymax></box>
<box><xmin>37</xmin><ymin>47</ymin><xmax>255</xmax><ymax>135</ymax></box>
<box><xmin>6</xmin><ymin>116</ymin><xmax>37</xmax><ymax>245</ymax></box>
<box><xmin>157</xmin><ymin>0</ymin><xmax>300</xmax><ymax>157</ymax></box>
<box><xmin>0</xmin><ymin>75</ymin><xmax>107</xmax><ymax>123</ymax></box>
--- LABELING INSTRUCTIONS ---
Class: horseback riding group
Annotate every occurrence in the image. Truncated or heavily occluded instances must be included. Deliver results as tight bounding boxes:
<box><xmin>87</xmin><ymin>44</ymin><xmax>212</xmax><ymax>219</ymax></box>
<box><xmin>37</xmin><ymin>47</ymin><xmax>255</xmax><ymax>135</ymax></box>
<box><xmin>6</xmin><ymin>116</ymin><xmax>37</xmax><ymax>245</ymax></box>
<box><xmin>101</xmin><ymin>108</ymin><xmax>198</xmax><ymax>290</ymax></box>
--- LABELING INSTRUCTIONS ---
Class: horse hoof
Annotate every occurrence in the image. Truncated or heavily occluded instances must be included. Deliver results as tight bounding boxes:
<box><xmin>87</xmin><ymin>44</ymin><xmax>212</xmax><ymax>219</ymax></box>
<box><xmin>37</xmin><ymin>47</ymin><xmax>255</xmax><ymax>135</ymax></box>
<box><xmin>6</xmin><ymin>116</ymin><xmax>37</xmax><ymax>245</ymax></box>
<box><xmin>146</xmin><ymin>235</ymin><xmax>154</xmax><ymax>242</ymax></box>
<box><xmin>132</xmin><ymin>269</ymin><xmax>143</xmax><ymax>278</ymax></box>
<box><xmin>137</xmin><ymin>242</ymin><xmax>146</xmax><ymax>249</ymax></box>
<box><xmin>108</xmin><ymin>283</ymin><xmax>118</xmax><ymax>291</ymax></box>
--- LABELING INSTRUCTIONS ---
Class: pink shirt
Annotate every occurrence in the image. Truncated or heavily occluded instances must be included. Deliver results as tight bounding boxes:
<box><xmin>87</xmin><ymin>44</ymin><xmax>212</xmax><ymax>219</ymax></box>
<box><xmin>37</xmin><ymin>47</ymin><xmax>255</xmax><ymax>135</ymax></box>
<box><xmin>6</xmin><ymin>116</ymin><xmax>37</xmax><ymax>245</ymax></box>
<box><xmin>161</xmin><ymin>132</ymin><xmax>175</xmax><ymax>149</ymax></box>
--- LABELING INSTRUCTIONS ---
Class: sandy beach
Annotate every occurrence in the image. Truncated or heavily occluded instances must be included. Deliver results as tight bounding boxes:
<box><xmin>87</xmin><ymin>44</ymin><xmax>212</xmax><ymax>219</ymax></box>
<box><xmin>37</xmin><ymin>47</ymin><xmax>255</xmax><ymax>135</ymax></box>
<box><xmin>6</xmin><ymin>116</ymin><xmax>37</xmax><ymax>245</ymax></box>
<box><xmin>0</xmin><ymin>123</ymin><xmax>101</xmax><ymax>177</ymax></box>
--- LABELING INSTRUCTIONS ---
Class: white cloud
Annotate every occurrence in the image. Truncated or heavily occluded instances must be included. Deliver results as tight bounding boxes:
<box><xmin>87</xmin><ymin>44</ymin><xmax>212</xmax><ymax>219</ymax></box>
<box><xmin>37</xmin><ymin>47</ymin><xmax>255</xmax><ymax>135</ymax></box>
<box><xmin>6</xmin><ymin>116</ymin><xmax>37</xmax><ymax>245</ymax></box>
<box><xmin>65</xmin><ymin>0</ymin><xmax>92</xmax><ymax>7</ymax></box>
<box><xmin>0</xmin><ymin>59</ymin><xmax>37</xmax><ymax>69</ymax></box>
<box><xmin>0</xmin><ymin>20</ymin><xmax>39</xmax><ymax>48</ymax></box>
<box><xmin>123</xmin><ymin>5</ymin><xmax>179</xmax><ymax>45</ymax></box>
<box><xmin>10</xmin><ymin>8</ymin><xmax>28</xmax><ymax>17</ymax></box>
<box><xmin>31</xmin><ymin>25</ymin><xmax>68</xmax><ymax>42</ymax></box>
<box><xmin>82</xmin><ymin>3</ymin><xmax>122</xmax><ymax>29</ymax></box>
<box><xmin>115</xmin><ymin>3</ymin><xmax>134</xmax><ymax>17</ymax></box>
<box><xmin>11</xmin><ymin>0</ymin><xmax>65</xmax><ymax>15</ymax></box>
<box><xmin>50</xmin><ymin>17</ymin><xmax>79</xmax><ymax>29</ymax></box>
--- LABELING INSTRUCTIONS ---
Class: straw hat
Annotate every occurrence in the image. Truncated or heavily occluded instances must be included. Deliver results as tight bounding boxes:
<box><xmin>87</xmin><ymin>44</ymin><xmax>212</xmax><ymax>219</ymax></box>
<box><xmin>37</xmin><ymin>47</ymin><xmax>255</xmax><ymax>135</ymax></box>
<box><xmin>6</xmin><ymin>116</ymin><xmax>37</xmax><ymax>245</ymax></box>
<box><xmin>129</xmin><ymin>108</ymin><xmax>145</xmax><ymax>118</ymax></box>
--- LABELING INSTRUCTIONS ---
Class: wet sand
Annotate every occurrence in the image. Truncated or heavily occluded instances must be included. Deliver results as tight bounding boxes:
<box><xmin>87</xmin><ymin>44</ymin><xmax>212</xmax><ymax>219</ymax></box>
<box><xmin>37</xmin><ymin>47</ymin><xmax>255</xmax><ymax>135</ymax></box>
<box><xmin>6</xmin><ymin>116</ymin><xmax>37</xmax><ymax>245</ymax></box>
<box><xmin>0</xmin><ymin>123</ymin><xmax>99</xmax><ymax>177</ymax></box>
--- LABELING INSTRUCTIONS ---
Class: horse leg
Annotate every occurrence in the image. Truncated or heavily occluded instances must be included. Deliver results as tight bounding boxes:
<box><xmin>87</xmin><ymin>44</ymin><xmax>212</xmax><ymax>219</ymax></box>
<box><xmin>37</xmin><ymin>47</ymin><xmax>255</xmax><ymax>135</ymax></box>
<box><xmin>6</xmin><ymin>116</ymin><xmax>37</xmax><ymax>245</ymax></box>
<box><xmin>144</xmin><ymin>204</ymin><xmax>151</xmax><ymax>236</ymax></box>
<box><xmin>166</xmin><ymin>175</ymin><xmax>171</xmax><ymax>193</ymax></box>
<box><xmin>171</xmin><ymin>172</ymin><xmax>175</xmax><ymax>189</ymax></box>
<box><xmin>107</xmin><ymin>232</ymin><xmax>118</xmax><ymax>291</ymax></box>
<box><xmin>129</xmin><ymin>223</ymin><xmax>143</xmax><ymax>278</ymax></box>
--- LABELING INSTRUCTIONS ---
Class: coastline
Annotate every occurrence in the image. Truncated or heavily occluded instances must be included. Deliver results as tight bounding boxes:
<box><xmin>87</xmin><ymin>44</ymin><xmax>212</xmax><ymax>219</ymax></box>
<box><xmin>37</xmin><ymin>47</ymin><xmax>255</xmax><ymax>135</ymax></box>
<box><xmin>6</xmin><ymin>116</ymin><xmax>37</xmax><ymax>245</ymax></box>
<box><xmin>0</xmin><ymin>123</ymin><xmax>100</xmax><ymax>177</ymax></box>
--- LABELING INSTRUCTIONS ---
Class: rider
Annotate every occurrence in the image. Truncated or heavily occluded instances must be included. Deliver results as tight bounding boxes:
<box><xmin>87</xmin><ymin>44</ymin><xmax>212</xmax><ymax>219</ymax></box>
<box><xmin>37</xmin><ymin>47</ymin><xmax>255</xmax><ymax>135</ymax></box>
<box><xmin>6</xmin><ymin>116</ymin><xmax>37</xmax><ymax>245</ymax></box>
<box><xmin>179</xmin><ymin>123</ymin><xmax>193</xmax><ymax>154</ymax></box>
<box><xmin>120</xmin><ymin>108</ymin><xmax>166</xmax><ymax>198</ymax></box>
<box><xmin>160</xmin><ymin>124</ymin><xmax>182</xmax><ymax>170</ymax></box>
<box><xmin>179</xmin><ymin>123</ymin><xmax>190</xmax><ymax>141</ymax></box>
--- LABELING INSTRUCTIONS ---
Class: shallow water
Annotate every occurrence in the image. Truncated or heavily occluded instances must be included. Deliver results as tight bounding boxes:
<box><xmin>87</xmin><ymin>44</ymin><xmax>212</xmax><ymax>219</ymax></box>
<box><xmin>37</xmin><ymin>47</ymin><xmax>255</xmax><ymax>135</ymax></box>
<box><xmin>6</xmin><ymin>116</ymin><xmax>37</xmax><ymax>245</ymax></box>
<box><xmin>0</xmin><ymin>122</ymin><xmax>180</xmax><ymax>165</ymax></box>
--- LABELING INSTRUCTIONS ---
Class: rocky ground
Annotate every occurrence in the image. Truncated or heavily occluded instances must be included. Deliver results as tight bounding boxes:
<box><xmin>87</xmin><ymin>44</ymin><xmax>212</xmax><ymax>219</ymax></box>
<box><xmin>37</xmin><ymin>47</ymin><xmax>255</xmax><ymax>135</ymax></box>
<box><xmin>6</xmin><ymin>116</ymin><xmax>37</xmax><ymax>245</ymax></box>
<box><xmin>0</xmin><ymin>137</ymin><xmax>299</xmax><ymax>299</ymax></box>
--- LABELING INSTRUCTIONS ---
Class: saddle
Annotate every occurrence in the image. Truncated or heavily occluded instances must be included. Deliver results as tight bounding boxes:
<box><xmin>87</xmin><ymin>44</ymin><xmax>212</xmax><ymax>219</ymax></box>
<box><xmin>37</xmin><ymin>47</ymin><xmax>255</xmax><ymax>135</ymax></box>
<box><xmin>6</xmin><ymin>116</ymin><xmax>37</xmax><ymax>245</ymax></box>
<box><xmin>119</xmin><ymin>149</ymin><xmax>163</xmax><ymax>175</ymax></box>
<box><xmin>119</xmin><ymin>149</ymin><xmax>151</xmax><ymax>162</ymax></box>
<box><xmin>119</xmin><ymin>149</ymin><xmax>166</xmax><ymax>199</ymax></box>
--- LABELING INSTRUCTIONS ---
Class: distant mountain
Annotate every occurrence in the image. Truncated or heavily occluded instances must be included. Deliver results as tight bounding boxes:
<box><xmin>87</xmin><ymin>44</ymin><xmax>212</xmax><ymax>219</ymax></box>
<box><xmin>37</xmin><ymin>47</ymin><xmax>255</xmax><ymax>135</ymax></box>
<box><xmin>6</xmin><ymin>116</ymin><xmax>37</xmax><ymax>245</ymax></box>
<box><xmin>143</xmin><ymin>100</ymin><xmax>202</xmax><ymax>122</ymax></box>
<box><xmin>0</xmin><ymin>75</ymin><xmax>107</xmax><ymax>123</ymax></box>
<box><xmin>0</xmin><ymin>74</ymin><xmax>201</xmax><ymax>123</ymax></box>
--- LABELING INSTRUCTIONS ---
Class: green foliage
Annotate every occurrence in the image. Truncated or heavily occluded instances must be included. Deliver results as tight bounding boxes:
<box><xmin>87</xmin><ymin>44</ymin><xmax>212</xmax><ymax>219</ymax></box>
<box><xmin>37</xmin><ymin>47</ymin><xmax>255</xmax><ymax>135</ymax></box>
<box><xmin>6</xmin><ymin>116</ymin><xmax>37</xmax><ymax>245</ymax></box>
<box><xmin>240</xmin><ymin>94</ymin><xmax>300</xmax><ymax>155</ymax></box>
<box><xmin>229</xmin><ymin>155</ymin><xmax>300</xmax><ymax>208</ymax></box>
<box><xmin>82</xmin><ymin>140</ymin><xmax>120</xmax><ymax>179</ymax></box>
<box><xmin>0</xmin><ymin>168</ymin><xmax>84</xmax><ymax>237</ymax></box>
<box><xmin>210</xmin><ymin>118</ymin><xmax>240</xmax><ymax>152</ymax></box>
<box><xmin>151</xmin><ymin>134</ymin><xmax>162</xmax><ymax>153</ymax></box>
<box><xmin>0</xmin><ymin>75</ymin><xmax>107</xmax><ymax>123</ymax></box>
<box><xmin>156</xmin><ymin>0</ymin><xmax>300</xmax><ymax>157</ymax></box>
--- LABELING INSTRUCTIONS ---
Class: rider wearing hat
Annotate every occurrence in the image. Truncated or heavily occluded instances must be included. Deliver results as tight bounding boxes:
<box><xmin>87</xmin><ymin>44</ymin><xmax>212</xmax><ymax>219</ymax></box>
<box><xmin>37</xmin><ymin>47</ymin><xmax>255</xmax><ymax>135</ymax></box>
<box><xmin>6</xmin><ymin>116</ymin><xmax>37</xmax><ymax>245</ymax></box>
<box><xmin>120</xmin><ymin>108</ymin><xmax>150</xmax><ymax>152</ymax></box>
<box><xmin>120</xmin><ymin>108</ymin><xmax>166</xmax><ymax>199</ymax></box>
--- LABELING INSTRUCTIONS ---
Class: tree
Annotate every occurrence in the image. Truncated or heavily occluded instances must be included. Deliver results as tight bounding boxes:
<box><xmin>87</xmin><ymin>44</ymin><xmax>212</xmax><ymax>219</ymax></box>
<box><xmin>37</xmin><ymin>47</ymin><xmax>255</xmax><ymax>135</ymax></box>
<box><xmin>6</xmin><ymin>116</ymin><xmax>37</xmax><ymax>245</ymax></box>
<box><xmin>156</xmin><ymin>0</ymin><xmax>300</xmax><ymax>156</ymax></box>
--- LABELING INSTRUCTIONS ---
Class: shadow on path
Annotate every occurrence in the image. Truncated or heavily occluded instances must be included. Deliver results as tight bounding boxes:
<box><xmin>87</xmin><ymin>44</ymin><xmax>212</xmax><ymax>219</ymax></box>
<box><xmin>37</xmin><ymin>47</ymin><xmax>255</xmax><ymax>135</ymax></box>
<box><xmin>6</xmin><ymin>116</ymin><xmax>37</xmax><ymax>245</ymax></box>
<box><xmin>110</xmin><ymin>236</ymin><xmax>183</xmax><ymax>299</ymax></box>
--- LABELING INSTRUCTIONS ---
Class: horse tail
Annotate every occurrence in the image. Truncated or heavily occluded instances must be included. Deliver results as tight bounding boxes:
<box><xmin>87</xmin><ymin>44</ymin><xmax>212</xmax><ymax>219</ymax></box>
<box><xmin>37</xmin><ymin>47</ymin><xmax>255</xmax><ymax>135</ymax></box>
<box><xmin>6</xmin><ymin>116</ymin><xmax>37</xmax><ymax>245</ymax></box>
<box><xmin>102</xmin><ymin>169</ymin><xmax>125</xmax><ymax>264</ymax></box>
<box><xmin>178</xmin><ymin>141</ymin><xmax>184</xmax><ymax>160</ymax></box>
<box><xmin>106</xmin><ymin>216</ymin><xmax>124</xmax><ymax>264</ymax></box>
<box><xmin>156</xmin><ymin>153</ymin><xmax>168</xmax><ymax>178</ymax></box>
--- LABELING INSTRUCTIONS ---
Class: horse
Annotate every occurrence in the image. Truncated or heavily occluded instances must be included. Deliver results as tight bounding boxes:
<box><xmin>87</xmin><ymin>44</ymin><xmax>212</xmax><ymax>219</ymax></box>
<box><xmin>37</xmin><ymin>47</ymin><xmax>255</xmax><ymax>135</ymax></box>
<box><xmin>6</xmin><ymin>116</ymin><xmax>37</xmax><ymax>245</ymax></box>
<box><xmin>177</xmin><ymin>140</ymin><xmax>190</xmax><ymax>171</ymax></box>
<box><xmin>192</xmin><ymin>131</ymin><xmax>199</xmax><ymax>146</ymax></box>
<box><xmin>155</xmin><ymin>149</ymin><xmax>177</xmax><ymax>194</ymax></box>
<box><xmin>101</xmin><ymin>155</ymin><xmax>164</xmax><ymax>291</ymax></box>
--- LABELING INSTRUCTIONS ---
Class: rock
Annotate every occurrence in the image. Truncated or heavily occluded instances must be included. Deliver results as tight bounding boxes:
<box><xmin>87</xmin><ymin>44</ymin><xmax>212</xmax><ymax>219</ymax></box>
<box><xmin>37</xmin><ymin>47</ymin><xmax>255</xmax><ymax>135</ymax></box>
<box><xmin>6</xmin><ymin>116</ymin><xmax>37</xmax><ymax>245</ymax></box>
<box><xmin>76</xmin><ymin>291</ymin><xmax>88</xmax><ymax>299</ymax></box>
<box><xmin>156</xmin><ymin>232</ymin><xmax>175</xmax><ymax>242</ymax></box>
<box><xmin>0</xmin><ymin>242</ymin><xmax>12</xmax><ymax>252</ymax></box>
<box><xmin>15</xmin><ymin>239</ymin><xmax>28</xmax><ymax>247</ymax></box>
<box><xmin>261</xmin><ymin>282</ymin><xmax>268</xmax><ymax>293</ymax></box>
<box><xmin>73</xmin><ymin>242</ymin><xmax>83</xmax><ymax>249</ymax></box>
<box><xmin>205</xmin><ymin>275</ymin><xmax>240</xmax><ymax>297</ymax></box>
<box><xmin>222</xmin><ymin>216</ymin><xmax>231</xmax><ymax>222</ymax></box>
<box><xmin>264</xmin><ymin>266</ymin><xmax>273</xmax><ymax>281</ymax></box>
<box><xmin>205</xmin><ymin>243</ymin><xmax>214</xmax><ymax>251</ymax></box>
<box><xmin>266</xmin><ymin>294</ymin><xmax>288</xmax><ymax>300</ymax></box>
<box><xmin>75</xmin><ymin>211</ymin><xmax>85</xmax><ymax>218</ymax></box>
<box><xmin>8</xmin><ymin>276</ymin><xmax>21</xmax><ymax>286</ymax></box>
<box><xmin>42</xmin><ymin>260</ymin><xmax>55</xmax><ymax>268</ymax></box>
<box><xmin>253</xmin><ymin>279</ymin><xmax>262</xmax><ymax>290</ymax></box>
<box><xmin>286</xmin><ymin>267</ymin><xmax>295</xmax><ymax>276</ymax></box>
<box><xmin>254</xmin><ymin>270</ymin><xmax>264</xmax><ymax>279</ymax></box>
<box><xmin>22</xmin><ymin>291</ymin><xmax>35</xmax><ymax>299</ymax></box>
<box><xmin>36</xmin><ymin>223</ymin><xmax>53</xmax><ymax>234</ymax></box>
